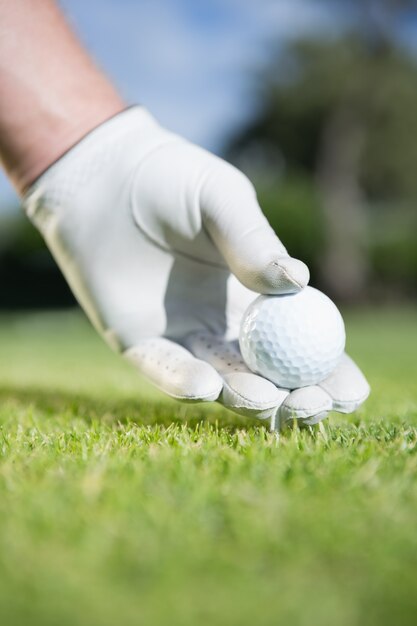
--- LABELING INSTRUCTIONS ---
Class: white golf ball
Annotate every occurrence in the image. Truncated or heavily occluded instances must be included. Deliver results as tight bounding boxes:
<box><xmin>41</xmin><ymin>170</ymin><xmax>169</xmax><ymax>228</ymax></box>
<box><xmin>239</xmin><ymin>286</ymin><xmax>345</xmax><ymax>389</ymax></box>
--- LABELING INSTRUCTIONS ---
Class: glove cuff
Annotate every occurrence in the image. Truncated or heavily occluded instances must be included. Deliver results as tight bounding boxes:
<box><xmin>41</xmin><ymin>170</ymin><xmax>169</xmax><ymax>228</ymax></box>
<box><xmin>23</xmin><ymin>105</ymin><xmax>160</xmax><ymax>205</ymax></box>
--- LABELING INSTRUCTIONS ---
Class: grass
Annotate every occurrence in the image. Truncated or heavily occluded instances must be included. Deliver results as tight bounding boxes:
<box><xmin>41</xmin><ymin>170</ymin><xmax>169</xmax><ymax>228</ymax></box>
<box><xmin>0</xmin><ymin>307</ymin><xmax>416</xmax><ymax>626</ymax></box>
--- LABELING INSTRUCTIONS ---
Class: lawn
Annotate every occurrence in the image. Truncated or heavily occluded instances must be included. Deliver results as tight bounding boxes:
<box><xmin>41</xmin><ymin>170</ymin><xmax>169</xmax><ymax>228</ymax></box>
<box><xmin>0</xmin><ymin>308</ymin><xmax>416</xmax><ymax>626</ymax></box>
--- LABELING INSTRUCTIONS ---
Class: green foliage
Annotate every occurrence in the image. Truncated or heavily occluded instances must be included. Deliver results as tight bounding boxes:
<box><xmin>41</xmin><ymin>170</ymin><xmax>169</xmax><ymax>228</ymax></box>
<box><xmin>0</xmin><ymin>310</ymin><xmax>416</xmax><ymax>626</ymax></box>
<box><xmin>226</xmin><ymin>32</ymin><xmax>417</xmax><ymax>299</ymax></box>
<box><xmin>256</xmin><ymin>175</ymin><xmax>325</xmax><ymax>277</ymax></box>
<box><xmin>371</xmin><ymin>231</ymin><xmax>417</xmax><ymax>294</ymax></box>
<box><xmin>366</xmin><ymin>206</ymin><xmax>417</xmax><ymax>296</ymax></box>
<box><xmin>0</xmin><ymin>215</ymin><xmax>74</xmax><ymax>308</ymax></box>
<box><xmin>231</xmin><ymin>36</ymin><xmax>417</xmax><ymax>199</ymax></box>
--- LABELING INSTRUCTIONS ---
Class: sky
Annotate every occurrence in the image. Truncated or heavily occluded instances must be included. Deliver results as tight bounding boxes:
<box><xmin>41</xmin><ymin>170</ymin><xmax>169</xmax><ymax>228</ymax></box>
<box><xmin>0</xmin><ymin>0</ymin><xmax>344</xmax><ymax>213</ymax></box>
<box><xmin>1</xmin><ymin>0</ymin><xmax>416</xmax><ymax>213</ymax></box>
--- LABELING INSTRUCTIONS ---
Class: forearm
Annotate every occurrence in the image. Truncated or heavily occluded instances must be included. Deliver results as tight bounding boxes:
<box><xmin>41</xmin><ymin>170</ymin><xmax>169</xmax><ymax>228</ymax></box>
<box><xmin>0</xmin><ymin>0</ymin><xmax>125</xmax><ymax>193</ymax></box>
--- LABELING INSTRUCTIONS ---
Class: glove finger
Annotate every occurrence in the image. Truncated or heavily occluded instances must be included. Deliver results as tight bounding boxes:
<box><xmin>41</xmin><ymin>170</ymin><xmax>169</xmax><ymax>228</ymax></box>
<box><xmin>124</xmin><ymin>337</ymin><xmax>223</xmax><ymax>402</ymax></box>
<box><xmin>200</xmin><ymin>164</ymin><xmax>309</xmax><ymax>294</ymax></box>
<box><xmin>185</xmin><ymin>332</ymin><xmax>289</xmax><ymax>421</ymax></box>
<box><xmin>278</xmin><ymin>354</ymin><xmax>370</xmax><ymax>427</ymax></box>
<box><xmin>318</xmin><ymin>353</ymin><xmax>370</xmax><ymax>413</ymax></box>
<box><xmin>279</xmin><ymin>386</ymin><xmax>333</xmax><ymax>428</ymax></box>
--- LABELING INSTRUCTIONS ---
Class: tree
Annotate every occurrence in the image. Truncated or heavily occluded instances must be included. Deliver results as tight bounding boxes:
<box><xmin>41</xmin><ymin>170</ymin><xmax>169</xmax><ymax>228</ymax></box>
<box><xmin>226</xmin><ymin>3</ymin><xmax>417</xmax><ymax>300</ymax></box>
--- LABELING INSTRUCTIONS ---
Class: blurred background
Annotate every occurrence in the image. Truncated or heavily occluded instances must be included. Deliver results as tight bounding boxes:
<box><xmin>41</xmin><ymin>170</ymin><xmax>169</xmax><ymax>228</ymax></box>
<box><xmin>1</xmin><ymin>0</ymin><xmax>417</xmax><ymax>308</ymax></box>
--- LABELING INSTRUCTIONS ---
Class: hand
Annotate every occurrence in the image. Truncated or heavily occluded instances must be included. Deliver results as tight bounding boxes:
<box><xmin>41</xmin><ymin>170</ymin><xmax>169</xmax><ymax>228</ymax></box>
<box><xmin>23</xmin><ymin>107</ymin><xmax>369</xmax><ymax>429</ymax></box>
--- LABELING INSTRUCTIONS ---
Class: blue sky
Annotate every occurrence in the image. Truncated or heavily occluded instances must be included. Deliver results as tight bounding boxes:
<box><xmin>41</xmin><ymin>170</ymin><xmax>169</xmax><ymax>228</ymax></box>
<box><xmin>0</xmin><ymin>0</ymin><xmax>344</xmax><ymax>212</ymax></box>
<box><xmin>59</xmin><ymin>0</ymin><xmax>342</xmax><ymax>146</ymax></box>
<box><xmin>1</xmin><ymin>0</ymin><xmax>416</xmax><ymax>213</ymax></box>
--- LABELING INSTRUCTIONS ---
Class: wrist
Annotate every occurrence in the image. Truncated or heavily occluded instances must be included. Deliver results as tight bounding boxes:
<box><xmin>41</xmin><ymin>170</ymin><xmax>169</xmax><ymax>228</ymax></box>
<box><xmin>23</xmin><ymin>106</ymin><xmax>168</xmax><ymax>213</ymax></box>
<box><xmin>7</xmin><ymin>94</ymin><xmax>126</xmax><ymax>195</ymax></box>
<box><xmin>0</xmin><ymin>0</ymin><xmax>129</xmax><ymax>194</ymax></box>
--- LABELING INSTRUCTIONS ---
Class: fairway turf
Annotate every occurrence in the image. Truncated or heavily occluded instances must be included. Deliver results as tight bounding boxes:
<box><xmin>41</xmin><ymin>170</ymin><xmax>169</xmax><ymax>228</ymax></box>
<box><xmin>0</xmin><ymin>308</ymin><xmax>416</xmax><ymax>626</ymax></box>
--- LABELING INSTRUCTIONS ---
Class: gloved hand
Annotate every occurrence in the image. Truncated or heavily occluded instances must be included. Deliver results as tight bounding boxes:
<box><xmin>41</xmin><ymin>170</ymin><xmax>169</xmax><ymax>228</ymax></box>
<box><xmin>23</xmin><ymin>107</ymin><xmax>369</xmax><ymax>430</ymax></box>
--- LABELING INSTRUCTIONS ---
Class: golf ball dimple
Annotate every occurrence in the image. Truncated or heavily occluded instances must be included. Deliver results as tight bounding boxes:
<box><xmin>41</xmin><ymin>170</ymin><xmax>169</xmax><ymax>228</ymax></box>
<box><xmin>239</xmin><ymin>286</ymin><xmax>346</xmax><ymax>389</ymax></box>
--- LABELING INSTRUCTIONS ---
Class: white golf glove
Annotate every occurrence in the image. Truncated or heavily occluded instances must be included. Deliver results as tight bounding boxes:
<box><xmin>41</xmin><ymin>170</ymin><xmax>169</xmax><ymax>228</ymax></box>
<box><xmin>23</xmin><ymin>107</ymin><xmax>369</xmax><ymax>429</ymax></box>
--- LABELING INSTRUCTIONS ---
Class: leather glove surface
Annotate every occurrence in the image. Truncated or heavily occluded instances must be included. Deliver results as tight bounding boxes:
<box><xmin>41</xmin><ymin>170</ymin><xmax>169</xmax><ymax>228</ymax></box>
<box><xmin>24</xmin><ymin>107</ymin><xmax>370</xmax><ymax>429</ymax></box>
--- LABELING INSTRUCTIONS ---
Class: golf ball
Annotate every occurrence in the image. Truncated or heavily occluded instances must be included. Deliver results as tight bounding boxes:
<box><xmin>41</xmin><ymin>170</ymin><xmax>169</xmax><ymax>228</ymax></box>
<box><xmin>239</xmin><ymin>286</ymin><xmax>345</xmax><ymax>389</ymax></box>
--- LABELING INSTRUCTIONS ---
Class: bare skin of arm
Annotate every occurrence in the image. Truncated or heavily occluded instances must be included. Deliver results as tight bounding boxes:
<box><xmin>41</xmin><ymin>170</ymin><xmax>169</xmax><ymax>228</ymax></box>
<box><xmin>0</xmin><ymin>0</ymin><xmax>125</xmax><ymax>193</ymax></box>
